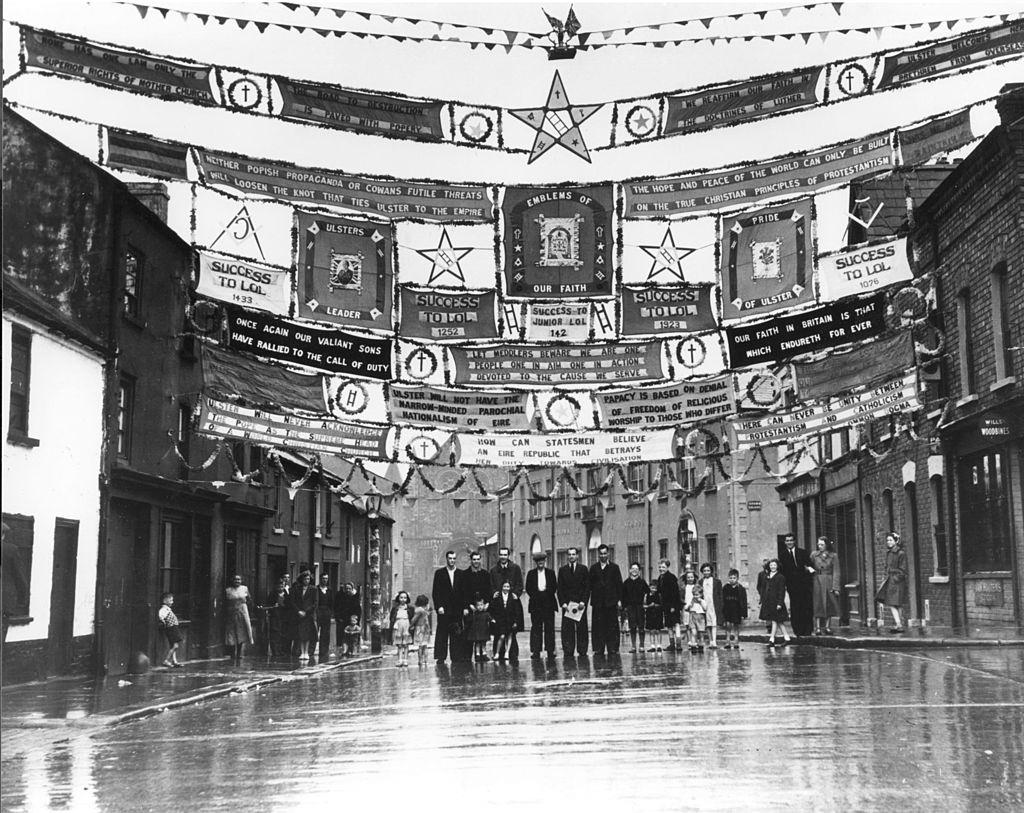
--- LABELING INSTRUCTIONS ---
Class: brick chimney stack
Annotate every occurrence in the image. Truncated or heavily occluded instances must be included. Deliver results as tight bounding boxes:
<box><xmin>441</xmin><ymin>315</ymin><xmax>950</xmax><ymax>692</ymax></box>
<box><xmin>126</xmin><ymin>182</ymin><xmax>170</xmax><ymax>223</ymax></box>
<box><xmin>995</xmin><ymin>83</ymin><xmax>1024</xmax><ymax>129</ymax></box>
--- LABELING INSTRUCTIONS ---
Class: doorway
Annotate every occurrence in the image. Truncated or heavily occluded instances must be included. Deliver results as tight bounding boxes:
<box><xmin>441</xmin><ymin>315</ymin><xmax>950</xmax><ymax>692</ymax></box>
<box><xmin>48</xmin><ymin>519</ymin><xmax>79</xmax><ymax>674</ymax></box>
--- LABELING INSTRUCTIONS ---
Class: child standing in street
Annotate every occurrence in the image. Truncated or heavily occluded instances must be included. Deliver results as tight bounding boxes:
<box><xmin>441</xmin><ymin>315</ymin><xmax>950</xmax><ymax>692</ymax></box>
<box><xmin>644</xmin><ymin>585</ymin><xmax>664</xmax><ymax>652</ymax></box>
<box><xmin>721</xmin><ymin>569</ymin><xmax>748</xmax><ymax>649</ymax></box>
<box><xmin>157</xmin><ymin>592</ymin><xmax>182</xmax><ymax>668</ymax></box>
<box><xmin>686</xmin><ymin>584</ymin><xmax>708</xmax><ymax>652</ymax></box>
<box><xmin>410</xmin><ymin>594</ymin><xmax>433</xmax><ymax>667</ymax></box>
<box><xmin>344</xmin><ymin>615</ymin><xmax>362</xmax><ymax>657</ymax></box>
<box><xmin>466</xmin><ymin>596</ymin><xmax>493</xmax><ymax>662</ymax></box>
<box><xmin>389</xmin><ymin>591</ymin><xmax>412</xmax><ymax>667</ymax></box>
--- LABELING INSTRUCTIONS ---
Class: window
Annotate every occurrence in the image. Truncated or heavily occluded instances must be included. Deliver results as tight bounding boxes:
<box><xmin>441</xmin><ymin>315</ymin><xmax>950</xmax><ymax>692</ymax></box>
<box><xmin>959</xmin><ymin>451</ymin><xmax>1013</xmax><ymax>572</ymax></box>
<box><xmin>159</xmin><ymin>517</ymin><xmax>190</xmax><ymax>618</ymax></box>
<box><xmin>863</xmin><ymin>494</ymin><xmax>875</xmax><ymax>553</ymax></box>
<box><xmin>991</xmin><ymin>263</ymin><xmax>1014</xmax><ymax>379</ymax></box>
<box><xmin>628</xmin><ymin>544</ymin><xmax>645</xmax><ymax>574</ymax></box>
<box><xmin>658</xmin><ymin>539</ymin><xmax>668</xmax><ymax>561</ymax></box>
<box><xmin>529</xmin><ymin>487</ymin><xmax>541</xmax><ymax>520</ymax></box>
<box><xmin>544</xmin><ymin>478</ymin><xmax>553</xmax><ymax>518</ymax></box>
<box><xmin>558</xmin><ymin>477</ymin><xmax>572</xmax><ymax>516</ymax></box>
<box><xmin>704</xmin><ymin>460</ymin><xmax>717</xmax><ymax>491</ymax></box>
<box><xmin>519</xmin><ymin>485</ymin><xmax>527</xmax><ymax>522</ymax></box>
<box><xmin>956</xmin><ymin>289</ymin><xmax>975</xmax><ymax>395</ymax></box>
<box><xmin>930</xmin><ymin>477</ymin><xmax>948</xmax><ymax>577</ymax></box>
<box><xmin>116</xmin><ymin>377</ymin><xmax>135</xmax><ymax>460</ymax></box>
<box><xmin>313</xmin><ymin>487</ymin><xmax>323</xmax><ymax>536</ymax></box>
<box><xmin>177</xmin><ymin>402</ymin><xmax>191</xmax><ymax>479</ymax></box>
<box><xmin>8</xmin><ymin>326</ymin><xmax>32</xmax><ymax>440</ymax></box>
<box><xmin>820</xmin><ymin>429</ymin><xmax>850</xmax><ymax>463</ymax></box>
<box><xmin>1</xmin><ymin>513</ymin><xmax>33</xmax><ymax>617</ymax></box>
<box><xmin>628</xmin><ymin>463</ymin><xmax>645</xmax><ymax>494</ymax></box>
<box><xmin>605</xmin><ymin>469</ymin><xmax>616</xmax><ymax>510</ymax></box>
<box><xmin>882</xmin><ymin>489</ymin><xmax>895</xmax><ymax>536</ymax></box>
<box><xmin>679</xmin><ymin>459</ymin><xmax>696</xmax><ymax>492</ymax></box>
<box><xmin>124</xmin><ymin>247</ymin><xmax>143</xmax><ymax>317</ymax></box>
<box><xmin>704</xmin><ymin>534</ymin><xmax>718</xmax><ymax>574</ymax></box>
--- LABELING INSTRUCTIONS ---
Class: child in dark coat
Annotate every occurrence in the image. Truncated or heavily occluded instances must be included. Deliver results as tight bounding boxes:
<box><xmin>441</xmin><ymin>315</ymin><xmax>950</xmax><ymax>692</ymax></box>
<box><xmin>644</xmin><ymin>586</ymin><xmax>665</xmax><ymax>652</ymax></box>
<box><xmin>721</xmin><ymin>569</ymin><xmax>748</xmax><ymax>649</ymax></box>
<box><xmin>465</xmin><ymin>596</ymin><xmax>493</xmax><ymax>662</ymax></box>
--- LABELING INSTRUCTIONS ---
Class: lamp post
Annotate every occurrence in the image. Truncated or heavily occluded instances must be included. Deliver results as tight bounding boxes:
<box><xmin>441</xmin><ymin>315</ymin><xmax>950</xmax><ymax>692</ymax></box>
<box><xmin>366</xmin><ymin>492</ymin><xmax>384</xmax><ymax>654</ymax></box>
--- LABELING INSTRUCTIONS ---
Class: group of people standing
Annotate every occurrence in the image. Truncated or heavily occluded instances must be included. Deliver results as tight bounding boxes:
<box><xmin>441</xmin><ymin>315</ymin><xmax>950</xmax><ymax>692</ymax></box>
<box><xmin>260</xmin><ymin>572</ymin><xmax>362</xmax><ymax>662</ymax></box>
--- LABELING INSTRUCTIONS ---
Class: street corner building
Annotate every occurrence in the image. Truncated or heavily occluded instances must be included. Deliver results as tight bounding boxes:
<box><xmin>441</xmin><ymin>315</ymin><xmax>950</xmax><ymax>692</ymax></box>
<box><xmin>1</xmin><ymin>110</ymin><xmax>395</xmax><ymax>683</ymax></box>
<box><xmin>777</xmin><ymin>85</ymin><xmax>1024</xmax><ymax>630</ymax></box>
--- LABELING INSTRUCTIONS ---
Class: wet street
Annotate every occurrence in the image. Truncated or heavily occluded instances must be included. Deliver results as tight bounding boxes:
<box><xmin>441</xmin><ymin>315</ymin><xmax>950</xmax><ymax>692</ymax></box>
<box><xmin>3</xmin><ymin>645</ymin><xmax>1023</xmax><ymax>812</ymax></box>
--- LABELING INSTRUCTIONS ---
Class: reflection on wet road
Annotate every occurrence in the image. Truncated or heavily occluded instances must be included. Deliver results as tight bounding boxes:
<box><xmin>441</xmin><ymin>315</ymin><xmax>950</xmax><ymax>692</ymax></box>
<box><xmin>3</xmin><ymin>646</ymin><xmax>1023</xmax><ymax>812</ymax></box>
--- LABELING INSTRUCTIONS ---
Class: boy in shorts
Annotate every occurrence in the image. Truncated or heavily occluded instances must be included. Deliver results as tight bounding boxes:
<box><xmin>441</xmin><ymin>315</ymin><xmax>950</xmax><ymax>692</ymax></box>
<box><xmin>157</xmin><ymin>592</ymin><xmax>183</xmax><ymax>667</ymax></box>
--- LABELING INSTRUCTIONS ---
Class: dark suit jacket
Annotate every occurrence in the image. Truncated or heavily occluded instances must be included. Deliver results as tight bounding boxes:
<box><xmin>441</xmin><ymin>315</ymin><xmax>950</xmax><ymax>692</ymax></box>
<box><xmin>290</xmin><ymin>585</ymin><xmax>318</xmax><ymax>616</ymax></box>
<box><xmin>656</xmin><ymin>571</ymin><xmax>681</xmax><ymax>612</ymax></box>
<box><xmin>780</xmin><ymin>546</ymin><xmax>813</xmax><ymax>588</ymax></box>
<box><xmin>557</xmin><ymin>562</ymin><xmax>590</xmax><ymax>606</ymax></box>
<box><xmin>489</xmin><ymin>562</ymin><xmax>525</xmax><ymax>596</ymax></box>
<box><xmin>589</xmin><ymin>562</ymin><xmax>623</xmax><ymax>608</ymax></box>
<box><xmin>432</xmin><ymin>567</ymin><xmax>464</xmax><ymax>615</ymax></box>
<box><xmin>461</xmin><ymin>567</ymin><xmax>492</xmax><ymax>610</ymax></box>
<box><xmin>334</xmin><ymin>591</ymin><xmax>361</xmax><ymax>624</ymax></box>
<box><xmin>525</xmin><ymin>567</ymin><xmax>558</xmax><ymax>616</ymax></box>
<box><xmin>315</xmin><ymin>587</ymin><xmax>335</xmax><ymax>622</ymax></box>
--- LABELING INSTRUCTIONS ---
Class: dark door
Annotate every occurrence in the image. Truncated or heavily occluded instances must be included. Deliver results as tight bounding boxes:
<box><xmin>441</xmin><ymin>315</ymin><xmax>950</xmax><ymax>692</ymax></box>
<box><xmin>103</xmin><ymin>500</ymin><xmax>149</xmax><ymax>675</ymax></box>
<box><xmin>824</xmin><ymin>502</ymin><xmax>859</xmax><ymax>625</ymax></box>
<box><xmin>48</xmin><ymin>520</ymin><xmax>80</xmax><ymax>674</ymax></box>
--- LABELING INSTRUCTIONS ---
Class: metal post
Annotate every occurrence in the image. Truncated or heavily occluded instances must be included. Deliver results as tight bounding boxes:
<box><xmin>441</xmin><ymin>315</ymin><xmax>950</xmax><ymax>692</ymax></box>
<box><xmin>550</xmin><ymin>466</ymin><xmax>557</xmax><ymax>565</ymax></box>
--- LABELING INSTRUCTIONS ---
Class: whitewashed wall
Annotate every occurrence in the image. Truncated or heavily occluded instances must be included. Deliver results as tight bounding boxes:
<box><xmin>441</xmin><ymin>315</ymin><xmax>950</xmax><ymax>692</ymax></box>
<box><xmin>2</xmin><ymin>312</ymin><xmax>105</xmax><ymax>641</ymax></box>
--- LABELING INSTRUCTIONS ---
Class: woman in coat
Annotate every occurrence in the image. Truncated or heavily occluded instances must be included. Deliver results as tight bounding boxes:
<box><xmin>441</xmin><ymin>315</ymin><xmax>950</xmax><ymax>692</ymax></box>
<box><xmin>487</xmin><ymin>579</ymin><xmax>524</xmax><ymax>661</ymax></box>
<box><xmin>876</xmin><ymin>532</ymin><xmax>908</xmax><ymax>633</ymax></box>
<box><xmin>758</xmin><ymin>559</ymin><xmax>794</xmax><ymax>647</ymax></box>
<box><xmin>290</xmin><ymin>570</ymin><xmax>318</xmax><ymax>660</ymax></box>
<box><xmin>810</xmin><ymin>537</ymin><xmax>841</xmax><ymax>635</ymax></box>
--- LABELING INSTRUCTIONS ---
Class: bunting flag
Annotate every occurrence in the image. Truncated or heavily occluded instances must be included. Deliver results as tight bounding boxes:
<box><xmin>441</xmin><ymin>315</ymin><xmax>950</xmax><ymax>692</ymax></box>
<box><xmin>105</xmin><ymin>128</ymin><xmax>189</xmax><ymax>179</ymax></box>
<box><xmin>18</xmin><ymin>17</ymin><xmax>1022</xmax><ymax>161</ymax></box>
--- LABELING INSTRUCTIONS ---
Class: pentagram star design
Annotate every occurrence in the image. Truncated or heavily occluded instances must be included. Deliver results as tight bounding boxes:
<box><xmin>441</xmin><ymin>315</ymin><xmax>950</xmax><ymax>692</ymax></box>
<box><xmin>508</xmin><ymin>71</ymin><xmax>603</xmax><ymax>164</ymax></box>
<box><xmin>640</xmin><ymin>227</ymin><xmax>696</xmax><ymax>282</ymax></box>
<box><xmin>416</xmin><ymin>227</ymin><xmax>473</xmax><ymax>286</ymax></box>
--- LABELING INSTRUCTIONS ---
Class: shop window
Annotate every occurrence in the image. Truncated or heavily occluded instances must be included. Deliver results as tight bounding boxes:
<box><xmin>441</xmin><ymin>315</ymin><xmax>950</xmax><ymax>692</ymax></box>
<box><xmin>1</xmin><ymin>513</ymin><xmax>33</xmax><ymax>616</ymax></box>
<box><xmin>7</xmin><ymin>326</ymin><xmax>32</xmax><ymax>440</ymax></box>
<box><xmin>959</xmin><ymin>451</ymin><xmax>1012</xmax><ymax>572</ymax></box>
<box><xmin>956</xmin><ymin>289</ymin><xmax>976</xmax><ymax>395</ymax></box>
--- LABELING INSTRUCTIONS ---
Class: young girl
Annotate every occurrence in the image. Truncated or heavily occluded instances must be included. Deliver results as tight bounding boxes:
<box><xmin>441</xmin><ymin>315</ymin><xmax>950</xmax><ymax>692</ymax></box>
<box><xmin>466</xmin><ymin>596</ymin><xmax>492</xmax><ymax>662</ymax></box>
<box><xmin>721</xmin><ymin>569</ymin><xmax>748</xmax><ymax>649</ymax></box>
<box><xmin>409</xmin><ymin>594</ymin><xmax>433</xmax><ymax>667</ymax></box>
<box><xmin>344</xmin><ymin>615</ymin><xmax>361</xmax><ymax>656</ymax></box>
<box><xmin>680</xmin><ymin>570</ymin><xmax>698</xmax><ymax>644</ymax></box>
<box><xmin>157</xmin><ymin>592</ymin><xmax>182</xmax><ymax>668</ymax></box>
<box><xmin>621</xmin><ymin>563</ymin><xmax>649</xmax><ymax>654</ymax></box>
<box><xmin>488</xmin><ymin>580</ymin><xmax>522</xmax><ymax>662</ymax></box>
<box><xmin>686</xmin><ymin>584</ymin><xmax>708</xmax><ymax>652</ymax></box>
<box><xmin>759</xmin><ymin>558</ymin><xmax>794</xmax><ymax>647</ymax></box>
<box><xmin>644</xmin><ymin>585</ymin><xmax>665</xmax><ymax>652</ymax></box>
<box><xmin>389</xmin><ymin>591</ymin><xmax>412</xmax><ymax>667</ymax></box>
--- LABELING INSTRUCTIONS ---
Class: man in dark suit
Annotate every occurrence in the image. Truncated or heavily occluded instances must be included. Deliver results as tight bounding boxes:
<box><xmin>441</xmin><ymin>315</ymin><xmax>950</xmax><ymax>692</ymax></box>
<box><xmin>557</xmin><ymin>547</ymin><xmax>590</xmax><ymax>657</ymax></box>
<box><xmin>431</xmin><ymin>550</ymin><xmax>465</xmax><ymax>663</ymax></box>
<box><xmin>780</xmin><ymin>533</ymin><xmax>815</xmax><ymax>636</ymax></box>
<box><xmin>589</xmin><ymin>544</ymin><xmax>623</xmax><ymax>656</ymax></box>
<box><xmin>457</xmin><ymin>551</ymin><xmax>491</xmax><ymax>661</ymax></box>
<box><xmin>489</xmin><ymin>547</ymin><xmax>524</xmax><ymax>660</ymax></box>
<box><xmin>524</xmin><ymin>553</ymin><xmax>558</xmax><ymax>659</ymax></box>
<box><xmin>315</xmin><ymin>573</ymin><xmax>336</xmax><ymax>661</ymax></box>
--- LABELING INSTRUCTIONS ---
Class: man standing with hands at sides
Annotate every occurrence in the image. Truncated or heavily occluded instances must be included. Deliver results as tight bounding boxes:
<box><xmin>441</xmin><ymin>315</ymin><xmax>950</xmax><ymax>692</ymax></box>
<box><xmin>489</xmin><ymin>547</ymin><xmax>524</xmax><ymax>660</ymax></box>
<box><xmin>315</xmin><ymin>573</ymin><xmax>335</xmax><ymax>662</ymax></box>
<box><xmin>525</xmin><ymin>552</ymin><xmax>559</xmax><ymax>660</ymax></box>
<box><xmin>780</xmin><ymin>533</ymin><xmax>815</xmax><ymax>636</ymax></box>
<box><xmin>557</xmin><ymin>547</ymin><xmax>590</xmax><ymax>658</ymax></box>
<box><xmin>460</xmin><ymin>551</ymin><xmax>492</xmax><ymax>661</ymax></box>
<box><xmin>589</xmin><ymin>544</ymin><xmax>623</xmax><ymax>657</ymax></box>
<box><xmin>432</xmin><ymin>551</ymin><xmax>465</xmax><ymax>663</ymax></box>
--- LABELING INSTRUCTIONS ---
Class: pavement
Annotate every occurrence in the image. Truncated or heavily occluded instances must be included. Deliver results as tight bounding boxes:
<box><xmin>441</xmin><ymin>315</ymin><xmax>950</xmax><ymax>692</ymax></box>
<box><xmin>2</xmin><ymin>622</ymin><xmax>1021</xmax><ymax>757</ymax></box>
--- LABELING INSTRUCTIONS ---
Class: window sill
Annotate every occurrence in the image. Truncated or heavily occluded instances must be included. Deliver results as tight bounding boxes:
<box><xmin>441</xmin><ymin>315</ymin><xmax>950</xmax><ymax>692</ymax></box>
<box><xmin>955</xmin><ymin>394</ymin><xmax>979</xmax><ymax>409</ymax></box>
<box><xmin>963</xmin><ymin>571</ymin><xmax>1012</xmax><ymax>580</ymax></box>
<box><xmin>928</xmin><ymin>575</ymin><xmax>950</xmax><ymax>584</ymax></box>
<box><xmin>990</xmin><ymin>376</ymin><xmax>1016</xmax><ymax>393</ymax></box>
<box><xmin>272</xmin><ymin>528</ymin><xmax>284</xmax><ymax>535</ymax></box>
<box><xmin>122</xmin><ymin>313</ymin><xmax>147</xmax><ymax>330</ymax></box>
<box><xmin>313</xmin><ymin>532</ymin><xmax>322</xmax><ymax>539</ymax></box>
<box><xmin>290</xmin><ymin>530</ymin><xmax>300</xmax><ymax>537</ymax></box>
<box><xmin>6</xmin><ymin>433</ymin><xmax>40</xmax><ymax>449</ymax></box>
<box><xmin>3</xmin><ymin>614</ymin><xmax>33</xmax><ymax>626</ymax></box>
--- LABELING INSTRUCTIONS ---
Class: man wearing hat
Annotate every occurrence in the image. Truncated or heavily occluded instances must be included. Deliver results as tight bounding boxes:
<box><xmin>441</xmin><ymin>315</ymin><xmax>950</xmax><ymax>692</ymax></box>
<box><xmin>524</xmin><ymin>552</ymin><xmax>559</xmax><ymax>660</ymax></box>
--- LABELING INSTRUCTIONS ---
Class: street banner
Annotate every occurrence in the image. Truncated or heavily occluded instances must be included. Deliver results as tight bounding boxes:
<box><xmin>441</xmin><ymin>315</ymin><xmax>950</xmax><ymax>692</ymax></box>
<box><xmin>535</xmin><ymin>390</ymin><xmax>598</xmax><ymax>431</ymax></box>
<box><xmin>877</xmin><ymin>19</ymin><xmax>1024</xmax><ymax>89</ymax></box>
<box><xmin>196</xmin><ymin>250</ymin><xmax>291</xmax><ymax>315</ymax></box>
<box><xmin>623</xmin><ymin>133</ymin><xmax>893</xmax><ymax>217</ymax></box>
<box><xmin>225</xmin><ymin>306</ymin><xmax>392</xmax><ymax>379</ymax></box>
<box><xmin>721</xmin><ymin>199</ymin><xmax>813</xmax><ymax>320</ymax></box>
<box><xmin>595</xmin><ymin>376</ymin><xmax>735</xmax><ymax>430</ymax></box>
<box><xmin>457</xmin><ymin>427</ymin><xmax>679</xmax><ymax>467</ymax></box>
<box><xmin>106</xmin><ymin>128</ymin><xmax>189</xmax><ymax>180</ymax></box>
<box><xmin>389</xmin><ymin>384</ymin><xmax>533</xmax><ymax>430</ymax></box>
<box><xmin>726</xmin><ymin>293</ymin><xmax>886</xmax><ymax>368</ymax></box>
<box><xmin>794</xmin><ymin>331</ymin><xmax>914</xmax><ymax>400</ymax></box>
<box><xmin>202</xmin><ymin>344</ymin><xmax>324</xmax><ymax>413</ymax></box>
<box><xmin>898</xmin><ymin>109</ymin><xmax>975</xmax><ymax>165</ymax></box>
<box><xmin>450</xmin><ymin>341</ymin><xmax>664</xmax><ymax>385</ymax></box>
<box><xmin>395</xmin><ymin>221</ymin><xmax>496</xmax><ymax>288</ymax></box>
<box><xmin>197</xmin><ymin>396</ymin><xmax>392</xmax><ymax>460</ymax></box>
<box><xmin>277</xmin><ymin>79</ymin><xmax>445</xmax><ymax>141</ymax></box>
<box><xmin>620</xmin><ymin>284</ymin><xmax>717</xmax><ymax>336</ymax></box>
<box><xmin>620</xmin><ymin>218</ymin><xmax>717</xmax><ymax>285</ymax></box>
<box><xmin>525</xmin><ymin>303</ymin><xmax>591</xmax><ymax>341</ymax></box>
<box><xmin>195</xmin><ymin>148</ymin><xmax>492</xmax><ymax>222</ymax></box>
<box><xmin>23</xmin><ymin>29</ymin><xmax>214</xmax><ymax>103</ymax></box>
<box><xmin>733</xmin><ymin>371</ymin><xmax>919</xmax><ymax>449</ymax></box>
<box><xmin>502</xmin><ymin>185</ymin><xmax>614</xmax><ymax>298</ymax></box>
<box><xmin>295</xmin><ymin>212</ymin><xmax>393</xmax><ymax>331</ymax></box>
<box><xmin>735</xmin><ymin>366</ymin><xmax>792</xmax><ymax>412</ymax></box>
<box><xmin>398</xmin><ymin>287</ymin><xmax>498</xmax><ymax>340</ymax></box>
<box><xmin>322</xmin><ymin>377</ymin><xmax>389</xmax><ymax>424</ymax></box>
<box><xmin>817</xmin><ymin>238</ymin><xmax>913</xmax><ymax>302</ymax></box>
<box><xmin>665</xmin><ymin>68</ymin><xmax>822</xmax><ymax>135</ymax></box>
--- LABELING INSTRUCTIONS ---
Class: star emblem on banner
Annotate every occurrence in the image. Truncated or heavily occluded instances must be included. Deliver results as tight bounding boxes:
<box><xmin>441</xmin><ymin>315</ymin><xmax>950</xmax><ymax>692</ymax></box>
<box><xmin>640</xmin><ymin>227</ymin><xmax>696</xmax><ymax>282</ymax></box>
<box><xmin>416</xmin><ymin>227</ymin><xmax>473</xmax><ymax>286</ymax></box>
<box><xmin>508</xmin><ymin>71</ymin><xmax>603</xmax><ymax>164</ymax></box>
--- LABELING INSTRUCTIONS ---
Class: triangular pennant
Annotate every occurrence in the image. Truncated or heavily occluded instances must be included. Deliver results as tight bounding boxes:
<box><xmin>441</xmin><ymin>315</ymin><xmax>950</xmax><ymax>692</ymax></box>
<box><xmin>255</xmin><ymin>21</ymin><xmax>269</xmax><ymax>33</ymax></box>
<box><xmin>452</xmin><ymin>498</ymin><xmax>466</xmax><ymax>508</ymax></box>
<box><xmin>757</xmin><ymin>10</ymin><xmax>768</xmax><ymax>19</ymax></box>
<box><xmin>504</xmin><ymin>44</ymin><xmax>515</xmax><ymax>54</ymax></box>
<box><xmin>214</xmin><ymin>16</ymin><xmax>227</xmax><ymax>25</ymax></box>
<box><xmin>287</xmin><ymin>486</ymin><xmax>299</xmax><ymax>501</ymax></box>
<box><xmin>236</xmin><ymin>19</ymin><xmax>249</xmax><ymax>30</ymax></box>
<box><xmin>281</xmin><ymin>3</ymin><xmax>298</xmax><ymax>11</ymax></box>
<box><xmin>505</xmin><ymin>30</ymin><xmax>518</xmax><ymax>45</ymax></box>
<box><xmin>780</xmin><ymin>6</ymin><xmax>792</xmax><ymax>16</ymax></box>
<box><xmin>599</xmin><ymin>494</ymin><xmax>611</xmax><ymax>511</ymax></box>
<box><xmin>873</xmin><ymin>26</ymin><xmax>885</xmax><ymax>38</ymax></box>
<box><xmin>157</xmin><ymin>7</ymin><xmax>169</xmax><ymax>18</ymax></box>
<box><xmin>578</xmin><ymin>31</ymin><xmax>591</xmax><ymax>46</ymax></box>
<box><xmin>832</xmin><ymin>2</ymin><xmax>843</xmax><ymax>13</ymax></box>
<box><xmin>801</xmin><ymin>31</ymin><xmax>813</xmax><ymax>43</ymax></box>
<box><xmin>929</xmin><ymin>21</ymin><xmax>942</xmax><ymax>31</ymax></box>
<box><xmin>195</xmin><ymin>13</ymin><xmax>209</xmax><ymax>23</ymax></box>
<box><xmin>701</xmin><ymin>17</ymin><xmax>712</xmax><ymax>28</ymax></box>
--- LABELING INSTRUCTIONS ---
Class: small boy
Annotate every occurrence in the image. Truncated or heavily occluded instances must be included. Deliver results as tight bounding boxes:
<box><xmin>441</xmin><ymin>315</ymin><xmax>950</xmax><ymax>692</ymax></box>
<box><xmin>686</xmin><ymin>585</ymin><xmax>708</xmax><ymax>653</ymax></box>
<box><xmin>343</xmin><ymin>615</ymin><xmax>361</xmax><ymax>656</ymax></box>
<box><xmin>721</xmin><ymin>568</ymin><xmax>748</xmax><ymax>649</ymax></box>
<box><xmin>157</xmin><ymin>592</ymin><xmax>182</xmax><ymax>668</ymax></box>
